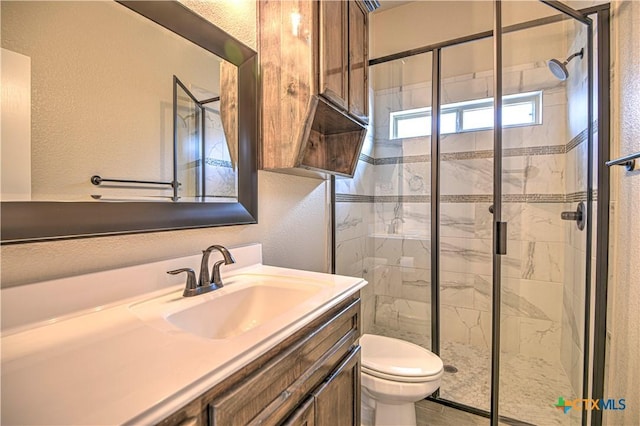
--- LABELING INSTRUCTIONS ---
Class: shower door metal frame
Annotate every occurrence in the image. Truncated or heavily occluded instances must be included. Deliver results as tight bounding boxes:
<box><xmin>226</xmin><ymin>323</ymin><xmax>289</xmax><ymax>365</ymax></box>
<box><xmin>490</xmin><ymin>2</ymin><xmax>504</xmax><ymax>424</ymax></box>
<box><xmin>591</xmin><ymin>7</ymin><xmax>611</xmax><ymax>426</ymax></box>
<box><xmin>331</xmin><ymin>2</ymin><xmax>611</xmax><ymax>425</ymax></box>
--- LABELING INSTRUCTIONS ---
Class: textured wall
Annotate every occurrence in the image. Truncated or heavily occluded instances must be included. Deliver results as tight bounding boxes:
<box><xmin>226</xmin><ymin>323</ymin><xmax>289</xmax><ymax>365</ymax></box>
<box><xmin>0</xmin><ymin>0</ymin><xmax>331</xmax><ymax>287</ymax></box>
<box><xmin>179</xmin><ymin>0</ymin><xmax>256</xmax><ymax>50</ymax></box>
<box><xmin>605</xmin><ymin>1</ymin><xmax>640</xmax><ymax>424</ymax></box>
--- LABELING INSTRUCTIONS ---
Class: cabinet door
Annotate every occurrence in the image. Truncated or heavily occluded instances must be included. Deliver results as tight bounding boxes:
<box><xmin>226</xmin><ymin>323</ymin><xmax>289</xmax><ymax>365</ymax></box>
<box><xmin>283</xmin><ymin>396</ymin><xmax>315</xmax><ymax>426</ymax></box>
<box><xmin>313</xmin><ymin>346</ymin><xmax>361</xmax><ymax>426</ymax></box>
<box><xmin>318</xmin><ymin>0</ymin><xmax>348</xmax><ymax>109</ymax></box>
<box><xmin>348</xmin><ymin>0</ymin><xmax>368</xmax><ymax>123</ymax></box>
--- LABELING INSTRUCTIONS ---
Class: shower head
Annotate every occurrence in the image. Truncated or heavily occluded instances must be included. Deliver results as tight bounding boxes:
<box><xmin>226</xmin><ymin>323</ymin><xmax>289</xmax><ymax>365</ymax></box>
<box><xmin>547</xmin><ymin>48</ymin><xmax>584</xmax><ymax>81</ymax></box>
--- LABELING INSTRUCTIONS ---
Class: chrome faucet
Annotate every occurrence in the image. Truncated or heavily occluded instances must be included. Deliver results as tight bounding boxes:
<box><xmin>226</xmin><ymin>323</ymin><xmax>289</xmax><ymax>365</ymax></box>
<box><xmin>167</xmin><ymin>245</ymin><xmax>236</xmax><ymax>297</ymax></box>
<box><xmin>387</xmin><ymin>217</ymin><xmax>404</xmax><ymax>234</ymax></box>
<box><xmin>203</xmin><ymin>245</ymin><xmax>236</xmax><ymax>287</ymax></box>
<box><xmin>388</xmin><ymin>202</ymin><xmax>405</xmax><ymax>234</ymax></box>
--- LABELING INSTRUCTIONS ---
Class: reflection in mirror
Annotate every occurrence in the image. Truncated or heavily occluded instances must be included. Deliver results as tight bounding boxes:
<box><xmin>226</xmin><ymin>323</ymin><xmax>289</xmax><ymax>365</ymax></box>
<box><xmin>1</xmin><ymin>0</ymin><xmax>238</xmax><ymax>203</ymax></box>
<box><xmin>175</xmin><ymin>77</ymin><xmax>203</xmax><ymax>202</ymax></box>
<box><xmin>174</xmin><ymin>71</ymin><xmax>238</xmax><ymax>202</ymax></box>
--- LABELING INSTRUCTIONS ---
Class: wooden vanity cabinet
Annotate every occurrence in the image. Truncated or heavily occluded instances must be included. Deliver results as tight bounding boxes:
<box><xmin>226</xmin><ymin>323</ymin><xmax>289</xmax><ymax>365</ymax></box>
<box><xmin>259</xmin><ymin>0</ymin><xmax>377</xmax><ymax>178</ymax></box>
<box><xmin>158</xmin><ymin>293</ymin><xmax>361</xmax><ymax>426</ymax></box>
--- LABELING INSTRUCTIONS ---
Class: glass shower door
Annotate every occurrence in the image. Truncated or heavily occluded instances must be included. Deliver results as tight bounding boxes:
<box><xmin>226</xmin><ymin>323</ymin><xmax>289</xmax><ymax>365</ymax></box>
<box><xmin>496</xmin><ymin>2</ymin><xmax>592</xmax><ymax>425</ymax></box>
<box><xmin>359</xmin><ymin>52</ymin><xmax>434</xmax><ymax>350</ymax></box>
<box><xmin>437</xmin><ymin>36</ymin><xmax>495</xmax><ymax>413</ymax></box>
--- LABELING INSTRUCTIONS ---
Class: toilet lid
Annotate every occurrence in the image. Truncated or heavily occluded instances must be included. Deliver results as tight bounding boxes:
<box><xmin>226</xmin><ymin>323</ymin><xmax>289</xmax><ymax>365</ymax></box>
<box><xmin>360</xmin><ymin>334</ymin><xmax>443</xmax><ymax>381</ymax></box>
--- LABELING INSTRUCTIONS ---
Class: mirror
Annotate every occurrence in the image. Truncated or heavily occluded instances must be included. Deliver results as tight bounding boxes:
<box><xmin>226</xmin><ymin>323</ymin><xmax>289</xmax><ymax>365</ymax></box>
<box><xmin>0</xmin><ymin>1</ymin><xmax>258</xmax><ymax>243</ymax></box>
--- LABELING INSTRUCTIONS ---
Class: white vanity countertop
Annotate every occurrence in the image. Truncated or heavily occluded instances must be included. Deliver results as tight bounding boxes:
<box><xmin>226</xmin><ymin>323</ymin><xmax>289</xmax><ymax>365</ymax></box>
<box><xmin>0</xmin><ymin>244</ymin><xmax>366</xmax><ymax>425</ymax></box>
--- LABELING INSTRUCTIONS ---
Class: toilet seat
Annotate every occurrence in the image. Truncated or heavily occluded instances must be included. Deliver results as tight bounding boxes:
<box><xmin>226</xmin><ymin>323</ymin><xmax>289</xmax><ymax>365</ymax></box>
<box><xmin>360</xmin><ymin>334</ymin><xmax>444</xmax><ymax>383</ymax></box>
<box><xmin>361</xmin><ymin>365</ymin><xmax>443</xmax><ymax>383</ymax></box>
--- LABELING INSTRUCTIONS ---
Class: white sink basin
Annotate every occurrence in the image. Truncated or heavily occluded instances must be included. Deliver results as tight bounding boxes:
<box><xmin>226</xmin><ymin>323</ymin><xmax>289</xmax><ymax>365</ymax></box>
<box><xmin>167</xmin><ymin>282</ymin><xmax>321</xmax><ymax>339</ymax></box>
<box><xmin>130</xmin><ymin>274</ymin><xmax>326</xmax><ymax>340</ymax></box>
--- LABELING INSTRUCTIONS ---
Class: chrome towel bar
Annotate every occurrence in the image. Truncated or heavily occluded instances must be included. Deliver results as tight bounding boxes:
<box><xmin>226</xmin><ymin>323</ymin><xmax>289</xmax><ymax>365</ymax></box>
<box><xmin>91</xmin><ymin>175</ymin><xmax>179</xmax><ymax>188</ymax></box>
<box><xmin>605</xmin><ymin>151</ymin><xmax>640</xmax><ymax>171</ymax></box>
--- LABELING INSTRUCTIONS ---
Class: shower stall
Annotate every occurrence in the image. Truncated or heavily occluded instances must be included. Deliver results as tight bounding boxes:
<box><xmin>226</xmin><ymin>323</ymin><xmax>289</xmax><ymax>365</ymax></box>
<box><xmin>333</xmin><ymin>1</ymin><xmax>610</xmax><ymax>425</ymax></box>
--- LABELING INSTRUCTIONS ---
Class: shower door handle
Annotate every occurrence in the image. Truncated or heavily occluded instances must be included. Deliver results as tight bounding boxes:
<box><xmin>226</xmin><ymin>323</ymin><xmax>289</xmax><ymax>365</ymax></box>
<box><xmin>561</xmin><ymin>201</ymin><xmax>586</xmax><ymax>231</ymax></box>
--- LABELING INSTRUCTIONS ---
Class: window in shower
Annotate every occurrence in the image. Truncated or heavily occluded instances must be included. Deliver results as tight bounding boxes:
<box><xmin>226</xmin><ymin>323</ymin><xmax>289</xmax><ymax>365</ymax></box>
<box><xmin>389</xmin><ymin>90</ymin><xmax>542</xmax><ymax>139</ymax></box>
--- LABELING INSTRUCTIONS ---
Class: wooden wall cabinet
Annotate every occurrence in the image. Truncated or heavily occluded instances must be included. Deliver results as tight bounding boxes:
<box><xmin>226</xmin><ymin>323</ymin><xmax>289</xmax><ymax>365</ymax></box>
<box><xmin>347</xmin><ymin>1</ymin><xmax>369</xmax><ymax>123</ymax></box>
<box><xmin>158</xmin><ymin>293</ymin><xmax>362</xmax><ymax>426</ymax></box>
<box><xmin>259</xmin><ymin>0</ymin><xmax>378</xmax><ymax>178</ymax></box>
<box><xmin>318</xmin><ymin>1</ymin><xmax>348</xmax><ymax>110</ymax></box>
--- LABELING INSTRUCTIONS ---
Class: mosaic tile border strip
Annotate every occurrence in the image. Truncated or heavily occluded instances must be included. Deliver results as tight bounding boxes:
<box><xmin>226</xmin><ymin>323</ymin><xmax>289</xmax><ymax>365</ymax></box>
<box><xmin>502</xmin><ymin>193</ymin><xmax>566</xmax><ymax>203</ymax></box>
<box><xmin>335</xmin><ymin>194</ymin><xmax>375</xmax><ymax>203</ymax></box>
<box><xmin>336</xmin><ymin>191</ymin><xmax>596</xmax><ymax>203</ymax></box>
<box><xmin>359</xmin><ymin>153</ymin><xmax>375</xmax><ymax>165</ymax></box>
<box><xmin>376</xmin><ymin>195</ymin><xmax>431</xmax><ymax>203</ymax></box>
<box><xmin>374</xmin><ymin>144</ymin><xmax>570</xmax><ymax>165</ymax></box>
<box><xmin>441</xmin><ymin>194</ymin><xmax>491</xmax><ymax>203</ymax></box>
<box><xmin>370</xmin><ymin>123</ymin><xmax>596</xmax><ymax>165</ymax></box>
<box><xmin>205</xmin><ymin>158</ymin><xmax>233</xmax><ymax>168</ymax></box>
<box><xmin>566</xmin><ymin>120</ymin><xmax>598</xmax><ymax>153</ymax></box>
<box><xmin>567</xmin><ymin>127</ymin><xmax>588</xmax><ymax>153</ymax></box>
<box><xmin>566</xmin><ymin>190</ymin><xmax>598</xmax><ymax>203</ymax></box>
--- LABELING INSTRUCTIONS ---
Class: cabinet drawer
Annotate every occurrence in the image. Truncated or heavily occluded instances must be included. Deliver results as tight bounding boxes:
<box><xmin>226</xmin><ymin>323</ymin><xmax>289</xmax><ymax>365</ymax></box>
<box><xmin>208</xmin><ymin>297</ymin><xmax>360</xmax><ymax>425</ymax></box>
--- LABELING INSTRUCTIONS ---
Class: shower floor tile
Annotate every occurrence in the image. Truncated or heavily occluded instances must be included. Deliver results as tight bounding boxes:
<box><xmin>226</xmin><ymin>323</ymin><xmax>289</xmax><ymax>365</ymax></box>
<box><xmin>370</xmin><ymin>326</ymin><xmax>575</xmax><ymax>426</ymax></box>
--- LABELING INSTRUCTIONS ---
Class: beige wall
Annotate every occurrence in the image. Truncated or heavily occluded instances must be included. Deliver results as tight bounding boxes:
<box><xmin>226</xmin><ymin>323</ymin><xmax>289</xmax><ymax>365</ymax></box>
<box><xmin>605</xmin><ymin>1</ymin><xmax>640</xmax><ymax>423</ymax></box>
<box><xmin>0</xmin><ymin>0</ymin><xmax>331</xmax><ymax>287</ymax></box>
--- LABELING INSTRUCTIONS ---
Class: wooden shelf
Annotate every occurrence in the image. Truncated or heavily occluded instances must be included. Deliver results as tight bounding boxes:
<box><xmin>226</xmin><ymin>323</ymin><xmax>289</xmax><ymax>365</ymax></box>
<box><xmin>299</xmin><ymin>96</ymin><xmax>366</xmax><ymax>177</ymax></box>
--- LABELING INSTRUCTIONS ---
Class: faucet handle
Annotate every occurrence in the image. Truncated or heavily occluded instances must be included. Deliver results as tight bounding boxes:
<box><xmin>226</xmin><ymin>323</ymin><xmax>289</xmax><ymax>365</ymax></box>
<box><xmin>167</xmin><ymin>268</ymin><xmax>197</xmax><ymax>295</ymax></box>
<box><xmin>211</xmin><ymin>260</ymin><xmax>226</xmax><ymax>287</ymax></box>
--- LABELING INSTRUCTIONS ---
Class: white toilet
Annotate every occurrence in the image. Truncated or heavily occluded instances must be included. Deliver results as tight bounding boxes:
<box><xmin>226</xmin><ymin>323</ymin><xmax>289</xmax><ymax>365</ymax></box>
<box><xmin>360</xmin><ymin>334</ymin><xmax>444</xmax><ymax>426</ymax></box>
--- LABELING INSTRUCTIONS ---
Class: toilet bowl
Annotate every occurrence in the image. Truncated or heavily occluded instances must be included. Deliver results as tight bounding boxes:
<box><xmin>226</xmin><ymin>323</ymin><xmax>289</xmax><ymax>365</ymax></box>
<box><xmin>360</xmin><ymin>334</ymin><xmax>443</xmax><ymax>426</ymax></box>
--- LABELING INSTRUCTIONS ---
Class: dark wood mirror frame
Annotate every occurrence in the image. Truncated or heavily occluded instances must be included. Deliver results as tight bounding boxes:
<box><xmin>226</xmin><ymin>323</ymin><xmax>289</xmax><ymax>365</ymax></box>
<box><xmin>0</xmin><ymin>1</ymin><xmax>258</xmax><ymax>244</ymax></box>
